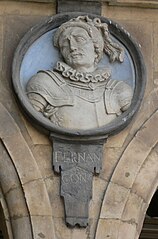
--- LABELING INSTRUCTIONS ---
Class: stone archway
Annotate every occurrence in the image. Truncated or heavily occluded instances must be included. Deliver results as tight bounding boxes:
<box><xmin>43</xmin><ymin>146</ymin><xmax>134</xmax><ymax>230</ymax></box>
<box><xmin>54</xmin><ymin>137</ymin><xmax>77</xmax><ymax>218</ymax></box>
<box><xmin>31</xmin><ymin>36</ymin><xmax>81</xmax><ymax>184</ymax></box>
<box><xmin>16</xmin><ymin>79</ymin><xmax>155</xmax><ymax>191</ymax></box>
<box><xmin>139</xmin><ymin>189</ymin><xmax>158</xmax><ymax>238</ymax></box>
<box><xmin>0</xmin><ymin>187</ymin><xmax>12</xmax><ymax>239</ymax></box>
<box><xmin>0</xmin><ymin>97</ymin><xmax>157</xmax><ymax>239</ymax></box>
<box><xmin>95</xmin><ymin>110</ymin><xmax>158</xmax><ymax>239</ymax></box>
<box><xmin>0</xmin><ymin>103</ymin><xmax>55</xmax><ymax>239</ymax></box>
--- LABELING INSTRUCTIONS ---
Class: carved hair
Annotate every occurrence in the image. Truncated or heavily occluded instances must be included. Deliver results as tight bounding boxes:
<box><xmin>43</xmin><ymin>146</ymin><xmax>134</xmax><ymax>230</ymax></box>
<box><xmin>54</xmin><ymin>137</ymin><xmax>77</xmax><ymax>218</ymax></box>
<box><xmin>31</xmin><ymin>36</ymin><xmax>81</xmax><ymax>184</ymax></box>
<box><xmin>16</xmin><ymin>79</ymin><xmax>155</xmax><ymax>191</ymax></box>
<box><xmin>54</xmin><ymin>16</ymin><xmax>124</xmax><ymax>64</ymax></box>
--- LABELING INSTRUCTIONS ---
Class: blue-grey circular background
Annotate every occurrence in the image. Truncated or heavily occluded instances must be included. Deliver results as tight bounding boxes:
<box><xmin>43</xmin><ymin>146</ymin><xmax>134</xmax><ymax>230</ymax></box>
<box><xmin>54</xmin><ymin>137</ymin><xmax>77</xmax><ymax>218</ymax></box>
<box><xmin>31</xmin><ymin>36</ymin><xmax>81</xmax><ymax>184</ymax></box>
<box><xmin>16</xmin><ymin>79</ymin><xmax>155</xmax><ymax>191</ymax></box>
<box><xmin>12</xmin><ymin>13</ymin><xmax>146</xmax><ymax>141</ymax></box>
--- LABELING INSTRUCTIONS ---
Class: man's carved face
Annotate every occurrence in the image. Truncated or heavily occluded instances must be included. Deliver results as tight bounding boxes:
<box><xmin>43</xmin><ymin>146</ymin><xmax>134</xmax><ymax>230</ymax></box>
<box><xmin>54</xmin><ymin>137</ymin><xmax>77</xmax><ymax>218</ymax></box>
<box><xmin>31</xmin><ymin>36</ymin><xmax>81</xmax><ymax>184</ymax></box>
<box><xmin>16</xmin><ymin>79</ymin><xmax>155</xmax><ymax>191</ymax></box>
<box><xmin>58</xmin><ymin>27</ymin><xmax>96</xmax><ymax>72</ymax></box>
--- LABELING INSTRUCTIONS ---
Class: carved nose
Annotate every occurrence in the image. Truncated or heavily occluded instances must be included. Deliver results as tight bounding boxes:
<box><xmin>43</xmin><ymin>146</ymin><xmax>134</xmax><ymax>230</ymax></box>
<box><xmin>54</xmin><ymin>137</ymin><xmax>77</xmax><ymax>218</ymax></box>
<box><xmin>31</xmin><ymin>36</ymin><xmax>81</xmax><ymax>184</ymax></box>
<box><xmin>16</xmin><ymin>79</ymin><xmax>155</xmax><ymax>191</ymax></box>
<box><xmin>69</xmin><ymin>36</ymin><xmax>77</xmax><ymax>51</ymax></box>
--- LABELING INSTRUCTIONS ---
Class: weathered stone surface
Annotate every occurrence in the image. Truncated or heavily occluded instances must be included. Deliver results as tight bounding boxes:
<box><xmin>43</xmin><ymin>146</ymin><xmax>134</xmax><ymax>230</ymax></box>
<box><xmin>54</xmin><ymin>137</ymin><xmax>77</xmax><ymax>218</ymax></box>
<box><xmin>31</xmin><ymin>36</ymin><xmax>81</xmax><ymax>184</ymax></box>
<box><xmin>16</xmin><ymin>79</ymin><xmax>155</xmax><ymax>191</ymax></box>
<box><xmin>31</xmin><ymin>215</ymin><xmax>56</xmax><ymax>239</ymax></box>
<box><xmin>95</xmin><ymin>219</ymin><xmax>121</xmax><ymax>239</ymax></box>
<box><xmin>0</xmin><ymin>188</ymin><xmax>14</xmax><ymax>239</ymax></box>
<box><xmin>53</xmin><ymin>141</ymin><xmax>103</xmax><ymax>173</ymax></box>
<box><xmin>54</xmin><ymin>217</ymin><xmax>72</xmax><ymax>239</ymax></box>
<box><xmin>0</xmin><ymin>137</ymin><xmax>33</xmax><ymax>239</ymax></box>
<box><xmin>0</xmin><ymin>1</ymin><xmax>157</xmax><ymax>239</ymax></box>
<box><xmin>118</xmin><ymin>221</ymin><xmax>136</xmax><ymax>239</ymax></box>
<box><xmin>33</xmin><ymin>145</ymin><xmax>53</xmax><ymax>178</ymax></box>
<box><xmin>100</xmin><ymin>147</ymin><xmax>122</xmax><ymax>181</ymax></box>
<box><xmin>111</xmin><ymin>136</ymin><xmax>151</xmax><ymax>189</ymax></box>
<box><xmin>44</xmin><ymin>176</ymin><xmax>64</xmax><ymax>218</ymax></box>
<box><xmin>136</xmin><ymin>203</ymin><xmax>149</xmax><ymax>236</ymax></box>
<box><xmin>0</xmin><ymin>104</ymin><xmax>56</xmax><ymax>238</ymax></box>
<box><xmin>6</xmin><ymin>187</ymin><xmax>28</xmax><ymax>218</ymax></box>
<box><xmin>127</xmin><ymin>96</ymin><xmax>156</xmax><ymax>142</ymax></box>
<box><xmin>0</xmin><ymin>103</ymin><xmax>22</xmax><ymax>138</ymax></box>
<box><xmin>134</xmin><ymin>114</ymin><xmax>158</xmax><ymax>148</ymax></box>
<box><xmin>57</xmin><ymin>0</ymin><xmax>101</xmax><ymax>15</ymax></box>
<box><xmin>121</xmin><ymin>192</ymin><xmax>144</xmax><ymax>224</ymax></box>
<box><xmin>3</xmin><ymin>133</ymin><xmax>42</xmax><ymax>184</ymax></box>
<box><xmin>71</xmin><ymin>227</ymin><xmax>87</xmax><ymax>239</ymax></box>
<box><xmin>153</xmin><ymin>23</ymin><xmax>158</xmax><ymax>72</ymax></box>
<box><xmin>3</xmin><ymin>15</ymin><xmax>49</xmax><ymax>89</ymax></box>
<box><xmin>23</xmin><ymin>179</ymin><xmax>52</xmax><ymax>216</ymax></box>
<box><xmin>89</xmin><ymin>178</ymin><xmax>108</xmax><ymax>238</ymax></box>
<box><xmin>106</xmin><ymin>0</ymin><xmax>158</xmax><ymax>8</ymax></box>
<box><xmin>61</xmin><ymin>167</ymin><xmax>92</xmax><ymax>227</ymax></box>
<box><xmin>22</xmin><ymin>117</ymin><xmax>50</xmax><ymax>145</ymax></box>
<box><xmin>11</xmin><ymin>216</ymin><xmax>32</xmax><ymax>239</ymax></box>
<box><xmin>10</xmin><ymin>0</ymin><xmax>55</xmax><ymax>2</ymax></box>
<box><xmin>89</xmin><ymin>177</ymin><xmax>107</xmax><ymax>219</ymax></box>
<box><xmin>120</xmin><ymin>21</ymin><xmax>153</xmax><ymax>98</ymax></box>
<box><xmin>86</xmin><ymin>219</ymin><xmax>98</xmax><ymax>239</ymax></box>
<box><xmin>0</xmin><ymin>16</ymin><xmax>3</xmax><ymax>72</ymax></box>
<box><xmin>100</xmin><ymin>182</ymin><xmax>130</xmax><ymax>219</ymax></box>
<box><xmin>105</xmin><ymin>124</ymin><xmax>132</xmax><ymax>148</ymax></box>
<box><xmin>0</xmin><ymin>1</ymin><xmax>55</xmax><ymax>16</ymax></box>
<box><xmin>132</xmin><ymin>149</ymin><xmax>158</xmax><ymax>201</ymax></box>
<box><xmin>102</xmin><ymin>5</ymin><xmax>158</xmax><ymax>21</ymax></box>
<box><xmin>52</xmin><ymin>139</ymin><xmax>103</xmax><ymax>226</ymax></box>
<box><xmin>0</xmin><ymin>141</ymin><xmax>21</xmax><ymax>194</ymax></box>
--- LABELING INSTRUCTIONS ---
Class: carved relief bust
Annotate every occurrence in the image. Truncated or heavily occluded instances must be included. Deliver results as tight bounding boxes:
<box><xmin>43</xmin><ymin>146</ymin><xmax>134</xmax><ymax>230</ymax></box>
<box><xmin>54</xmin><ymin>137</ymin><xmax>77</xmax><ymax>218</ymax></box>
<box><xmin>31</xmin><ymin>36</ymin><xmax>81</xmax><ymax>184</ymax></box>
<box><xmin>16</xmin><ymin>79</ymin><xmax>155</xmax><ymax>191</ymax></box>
<box><xmin>26</xmin><ymin>16</ymin><xmax>133</xmax><ymax>130</ymax></box>
<box><xmin>12</xmin><ymin>13</ymin><xmax>146</xmax><ymax>227</ymax></box>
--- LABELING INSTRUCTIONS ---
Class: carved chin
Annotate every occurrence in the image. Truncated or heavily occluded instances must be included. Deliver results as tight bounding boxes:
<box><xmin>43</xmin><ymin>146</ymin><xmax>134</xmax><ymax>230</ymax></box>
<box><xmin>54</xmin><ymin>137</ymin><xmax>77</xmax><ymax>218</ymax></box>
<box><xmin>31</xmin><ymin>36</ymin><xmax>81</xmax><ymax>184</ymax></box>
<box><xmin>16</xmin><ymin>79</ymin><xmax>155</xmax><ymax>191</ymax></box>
<box><xmin>66</xmin><ymin>59</ymin><xmax>92</xmax><ymax>70</ymax></box>
<box><xmin>67</xmin><ymin>56</ymin><xmax>83</xmax><ymax>64</ymax></box>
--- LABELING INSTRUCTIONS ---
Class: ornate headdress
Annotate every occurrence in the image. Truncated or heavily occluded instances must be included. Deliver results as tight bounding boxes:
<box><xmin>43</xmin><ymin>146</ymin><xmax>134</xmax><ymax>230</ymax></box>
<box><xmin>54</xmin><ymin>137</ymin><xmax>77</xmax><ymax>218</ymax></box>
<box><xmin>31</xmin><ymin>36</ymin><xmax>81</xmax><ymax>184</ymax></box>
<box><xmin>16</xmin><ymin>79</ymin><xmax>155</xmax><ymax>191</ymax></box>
<box><xmin>54</xmin><ymin>16</ymin><xmax>124</xmax><ymax>63</ymax></box>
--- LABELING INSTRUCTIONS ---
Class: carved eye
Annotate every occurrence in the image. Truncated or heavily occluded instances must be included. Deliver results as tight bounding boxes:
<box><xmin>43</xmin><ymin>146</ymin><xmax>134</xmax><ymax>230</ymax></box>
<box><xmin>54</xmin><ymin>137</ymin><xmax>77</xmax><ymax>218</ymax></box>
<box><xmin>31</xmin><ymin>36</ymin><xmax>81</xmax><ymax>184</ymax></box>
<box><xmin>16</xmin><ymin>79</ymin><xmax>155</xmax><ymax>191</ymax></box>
<box><xmin>75</xmin><ymin>36</ymin><xmax>86</xmax><ymax>43</ymax></box>
<box><xmin>60</xmin><ymin>40</ymin><xmax>69</xmax><ymax>48</ymax></box>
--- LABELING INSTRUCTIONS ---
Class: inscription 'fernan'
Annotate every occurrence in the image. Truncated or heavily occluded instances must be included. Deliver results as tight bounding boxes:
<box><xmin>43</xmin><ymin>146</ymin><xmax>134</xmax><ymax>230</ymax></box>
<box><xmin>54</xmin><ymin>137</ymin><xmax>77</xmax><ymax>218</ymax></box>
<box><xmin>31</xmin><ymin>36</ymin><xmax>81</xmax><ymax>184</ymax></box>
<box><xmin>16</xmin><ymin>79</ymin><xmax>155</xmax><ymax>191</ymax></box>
<box><xmin>54</xmin><ymin>151</ymin><xmax>101</xmax><ymax>163</ymax></box>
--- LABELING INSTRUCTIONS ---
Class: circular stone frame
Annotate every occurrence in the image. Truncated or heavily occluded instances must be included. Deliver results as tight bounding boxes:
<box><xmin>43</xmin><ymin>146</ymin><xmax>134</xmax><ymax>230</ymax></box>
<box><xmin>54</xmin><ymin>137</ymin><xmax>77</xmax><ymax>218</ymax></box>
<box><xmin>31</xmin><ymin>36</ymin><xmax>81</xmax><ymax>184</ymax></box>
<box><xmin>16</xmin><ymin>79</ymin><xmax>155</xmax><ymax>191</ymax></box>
<box><xmin>12</xmin><ymin>12</ymin><xmax>146</xmax><ymax>142</ymax></box>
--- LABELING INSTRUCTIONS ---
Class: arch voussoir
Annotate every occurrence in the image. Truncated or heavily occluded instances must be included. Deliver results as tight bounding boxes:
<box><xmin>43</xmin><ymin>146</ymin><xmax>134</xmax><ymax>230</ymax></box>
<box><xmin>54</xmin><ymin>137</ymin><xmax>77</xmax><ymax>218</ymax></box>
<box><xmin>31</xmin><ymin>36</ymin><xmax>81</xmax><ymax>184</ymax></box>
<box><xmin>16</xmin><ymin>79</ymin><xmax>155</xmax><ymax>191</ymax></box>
<box><xmin>0</xmin><ymin>103</ymin><xmax>55</xmax><ymax>239</ymax></box>
<box><xmin>96</xmin><ymin>111</ymin><xmax>158</xmax><ymax>239</ymax></box>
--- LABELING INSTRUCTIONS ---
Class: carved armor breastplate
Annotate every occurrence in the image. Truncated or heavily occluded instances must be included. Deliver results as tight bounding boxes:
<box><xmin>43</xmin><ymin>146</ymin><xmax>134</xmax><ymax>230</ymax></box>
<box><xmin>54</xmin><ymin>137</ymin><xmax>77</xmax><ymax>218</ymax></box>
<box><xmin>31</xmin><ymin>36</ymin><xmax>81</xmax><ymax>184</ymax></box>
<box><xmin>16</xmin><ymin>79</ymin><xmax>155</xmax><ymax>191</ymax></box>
<box><xmin>26</xmin><ymin>67</ymin><xmax>133</xmax><ymax>130</ymax></box>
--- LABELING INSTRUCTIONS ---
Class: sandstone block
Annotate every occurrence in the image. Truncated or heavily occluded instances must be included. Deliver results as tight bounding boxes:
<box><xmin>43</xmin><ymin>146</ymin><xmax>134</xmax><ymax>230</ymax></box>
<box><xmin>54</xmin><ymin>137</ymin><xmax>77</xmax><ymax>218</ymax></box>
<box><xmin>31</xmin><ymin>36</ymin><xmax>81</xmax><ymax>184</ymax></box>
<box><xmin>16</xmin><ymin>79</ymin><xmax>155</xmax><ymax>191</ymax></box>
<box><xmin>11</xmin><ymin>216</ymin><xmax>32</xmax><ymax>239</ymax></box>
<box><xmin>121</xmin><ymin>21</ymin><xmax>153</xmax><ymax>99</ymax></box>
<box><xmin>95</xmin><ymin>218</ymin><xmax>120</xmax><ymax>239</ymax></box>
<box><xmin>0</xmin><ymin>16</ymin><xmax>3</xmax><ymax>72</ymax></box>
<box><xmin>4</xmin><ymin>133</ymin><xmax>42</xmax><ymax>184</ymax></box>
<box><xmin>71</xmin><ymin>227</ymin><xmax>87</xmax><ymax>239</ymax></box>
<box><xmin>89</xmin><ymin>177</ymin><xmax>107</xmax><ymax>219</ymax></box>
<box><xmin>100</xmin><ymin>182</ymin><xmax>130</xmax><ymax>219</ymax></box>
<box><xmin>136</xmin><ymin>111</ymin><xmax>158</xmax><ymax>148</ymax></box>
<box><xmin>102</xmin><ymin>5</ymin><xmax>158</xmax><ymax>22</ymax></box>
<box><xmin>132</xmin><ymin>149</ymin><xmax>158</xmax><ymax>201</ymax></box>
<box><xmin>6</xmin><ymin>187</ymin><xmax>28</xmax><ymax>218</ymax></box>
<box><xmin>153</xmin><ymin>23</ymin><xmax>158</xmax><ymax>72</ymax></box>
<box><xmin>31</xmin><ymin>215</ymin><xmax>55</xmax><ymax>239</ymax></box>
<box><xmin>3</xmin><ymin>15</ymin><xmax>49</xmax><ymax>89</ymax></box>
<box><xmin>105</xmin><ymin>125</ymin><xmax>132</xmax><ymax>148</ymax></box>
<box><xmin>33</xmin><ymin>145</ymin><xmax>53</xmax><ymax>178</ymax></box>
<box><xmin>0</xmin><ymin>141</ymin><xmax>21</xmax><ymax>194</ymax></box>
<box><xmin>22</xmin><ymin>117</ymin><xmax>50</xmax><ymax>146</ymax></box>
<box><xmin>23</xmin><ymin>179</ymin><xmax>52</xmax><ymax>216</ymax></box>
<box><xmin>0</xmin><ymin>2</ymin><xmax>55</xmax><ymax>16</ymax></box>
<box><xmin>121</xmin><ymin>192</ymin><xmax>144</xmax><ymax>224</ymax></box>
<box><xmin>118</xmin><ymin>221</ymin><xmax>136</xmax><ymax>239</ymax></box>
<box><xmin>100</xmin><ymin>147</ymin><xmax>122</xmax><ymax>181</ymax></box>
<box><xmin>54</xmin><ymin>217</ymin><xmax>72</xmax><ymax>239</ymax></box>
<box><xmin>44</xmin><ymin>176</ymin><xmax>64</xmax><ymax>218</ymax></box>
<box><xmin>111</xmin><ymin>136</ymin><xmax>151</xmax><ymax>189</ymax></box>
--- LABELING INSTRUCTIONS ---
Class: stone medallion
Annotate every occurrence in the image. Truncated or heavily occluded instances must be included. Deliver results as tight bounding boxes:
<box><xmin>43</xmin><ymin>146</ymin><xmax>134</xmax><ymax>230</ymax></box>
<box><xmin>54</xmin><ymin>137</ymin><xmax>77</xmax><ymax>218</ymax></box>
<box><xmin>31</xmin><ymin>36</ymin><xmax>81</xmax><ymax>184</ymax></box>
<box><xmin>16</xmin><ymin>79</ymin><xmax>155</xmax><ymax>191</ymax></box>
<box><xmin>12</xmin><ymin>13</ymin><xmax>146</xmax><ymax>227</ymax></box>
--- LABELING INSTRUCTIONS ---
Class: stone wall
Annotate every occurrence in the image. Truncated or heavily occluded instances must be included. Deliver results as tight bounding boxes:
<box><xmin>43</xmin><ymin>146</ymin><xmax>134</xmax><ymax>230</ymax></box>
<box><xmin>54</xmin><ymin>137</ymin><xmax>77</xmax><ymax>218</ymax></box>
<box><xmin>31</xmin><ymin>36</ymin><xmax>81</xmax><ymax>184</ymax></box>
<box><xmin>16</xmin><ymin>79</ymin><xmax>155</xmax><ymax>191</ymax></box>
<box><xmin>0</xmin><ymin>1</ymin><xmax>158</xmax><ymax>239</ymax></box>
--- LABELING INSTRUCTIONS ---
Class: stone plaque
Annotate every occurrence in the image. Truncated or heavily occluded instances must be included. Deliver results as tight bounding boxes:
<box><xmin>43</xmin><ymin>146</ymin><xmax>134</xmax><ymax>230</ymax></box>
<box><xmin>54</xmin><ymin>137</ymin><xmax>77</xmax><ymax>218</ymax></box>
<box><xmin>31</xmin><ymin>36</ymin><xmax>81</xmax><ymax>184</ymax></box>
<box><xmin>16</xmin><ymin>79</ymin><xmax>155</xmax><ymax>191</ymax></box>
<box><xmin>12</xmin><ymin>13</ymin><xmax>146</xmax><ymax>227</ymax></box>
<box><xmin>53</xmin><ymin>139</ymin><xmax>103</xmax><ymax>226</ymax></box>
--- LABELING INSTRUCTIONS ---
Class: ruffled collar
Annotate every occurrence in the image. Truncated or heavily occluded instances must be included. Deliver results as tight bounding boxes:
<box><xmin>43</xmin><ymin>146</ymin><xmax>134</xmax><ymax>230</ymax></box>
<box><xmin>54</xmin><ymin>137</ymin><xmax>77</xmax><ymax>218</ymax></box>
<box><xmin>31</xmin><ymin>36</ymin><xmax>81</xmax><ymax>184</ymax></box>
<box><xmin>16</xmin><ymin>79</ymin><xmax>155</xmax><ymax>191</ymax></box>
<box><xmin>54</xmin><ymin>61</ymin><xmax>111</xmax><ymax>83</ymax></box>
